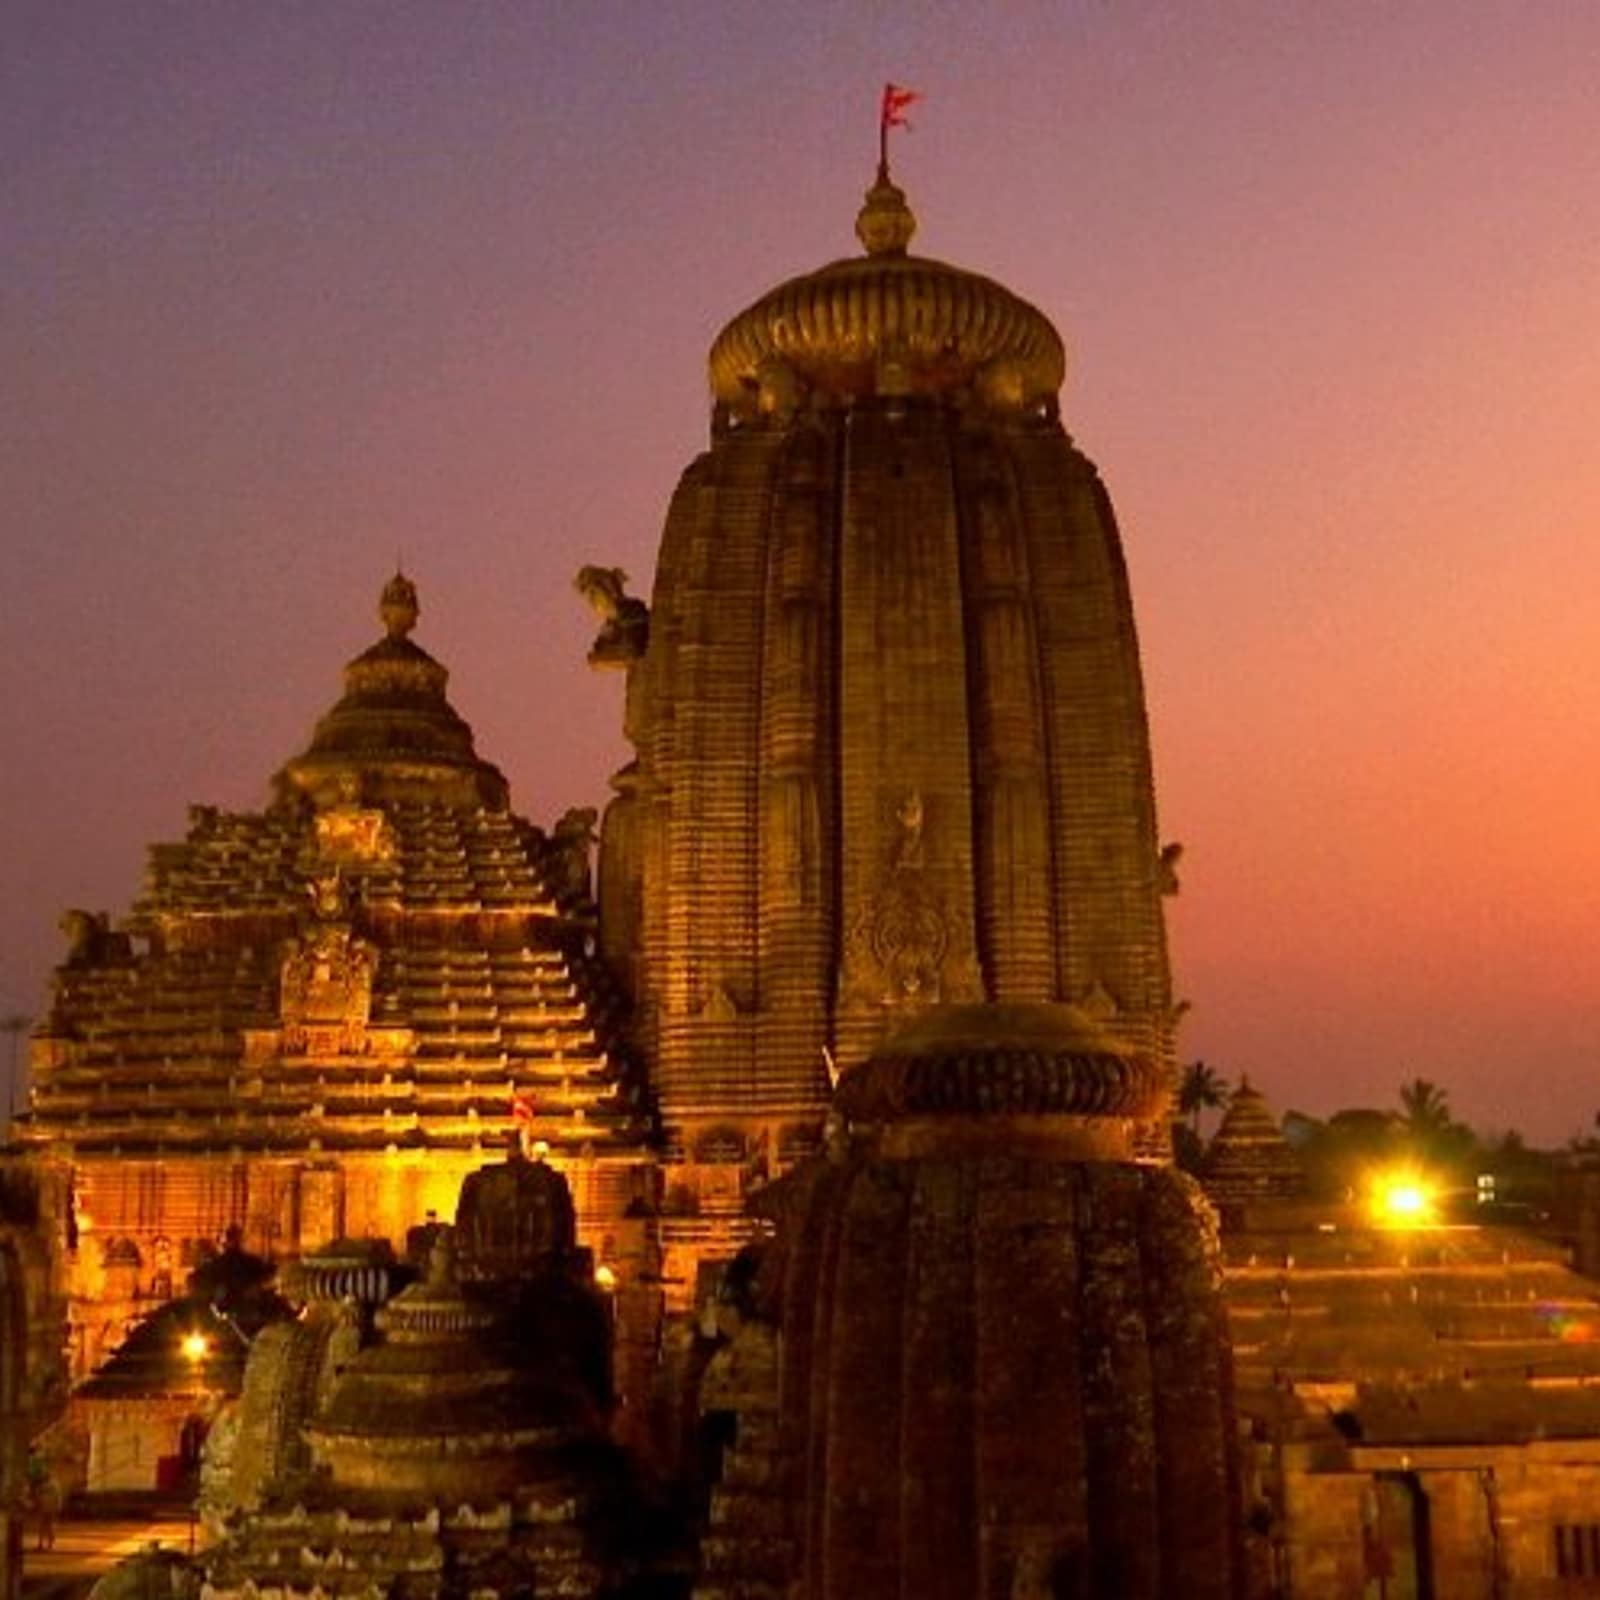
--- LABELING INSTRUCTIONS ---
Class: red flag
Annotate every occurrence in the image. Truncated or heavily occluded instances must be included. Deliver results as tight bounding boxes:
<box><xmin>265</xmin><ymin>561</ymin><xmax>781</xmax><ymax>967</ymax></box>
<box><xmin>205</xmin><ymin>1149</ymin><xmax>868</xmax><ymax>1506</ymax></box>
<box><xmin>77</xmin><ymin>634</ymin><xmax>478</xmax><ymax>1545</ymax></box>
<box><xmin>881</xmin><ymin>82</ymin><xmax>922</xmax><ymax>131</ymax></box>
<box><xmin>510</xmin><ymin>1089</ymin><xmax>537</xmax><ymax>1125</ymax></box>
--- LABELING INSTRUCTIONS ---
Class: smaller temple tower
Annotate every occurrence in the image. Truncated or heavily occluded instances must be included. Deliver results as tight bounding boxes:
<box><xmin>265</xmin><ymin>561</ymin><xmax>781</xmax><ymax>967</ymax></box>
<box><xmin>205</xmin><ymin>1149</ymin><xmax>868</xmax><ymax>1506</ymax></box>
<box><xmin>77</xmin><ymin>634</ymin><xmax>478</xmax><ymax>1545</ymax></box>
<box><xmin>1201</xmin><ymin>1077</ymin><xmax>1308</xmax><ymax>1212</ymax></box>
<box><xmin>16</xmin><ymin>577</ymin><xmax>654</xmax><ymax>1394</ymax></box>
<box><xmin>205</xmin><ymin>1155</ymin><xmax>651</xmax><ymax>1599</ymax></box>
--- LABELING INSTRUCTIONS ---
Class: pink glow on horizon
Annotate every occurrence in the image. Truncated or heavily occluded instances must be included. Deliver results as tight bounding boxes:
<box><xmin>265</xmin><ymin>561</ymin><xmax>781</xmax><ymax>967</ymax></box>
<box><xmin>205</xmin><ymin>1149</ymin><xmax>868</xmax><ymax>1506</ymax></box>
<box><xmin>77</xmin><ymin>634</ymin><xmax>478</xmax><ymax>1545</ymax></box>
<box><xmin>3</xmin><ymin>5</ymin><xmax>1598</xmax><ymax>1140</ymax></box>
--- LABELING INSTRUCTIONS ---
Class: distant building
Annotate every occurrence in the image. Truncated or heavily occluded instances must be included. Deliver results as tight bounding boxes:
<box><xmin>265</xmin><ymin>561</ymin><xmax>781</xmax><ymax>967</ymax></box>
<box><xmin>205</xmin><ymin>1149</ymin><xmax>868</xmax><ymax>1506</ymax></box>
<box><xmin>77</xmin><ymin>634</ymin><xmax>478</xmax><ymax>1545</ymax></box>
<box><xmin>1207</xmin><ymin>1081</ymin><xmax>1600</xmax><ymax>1596</ymax></box>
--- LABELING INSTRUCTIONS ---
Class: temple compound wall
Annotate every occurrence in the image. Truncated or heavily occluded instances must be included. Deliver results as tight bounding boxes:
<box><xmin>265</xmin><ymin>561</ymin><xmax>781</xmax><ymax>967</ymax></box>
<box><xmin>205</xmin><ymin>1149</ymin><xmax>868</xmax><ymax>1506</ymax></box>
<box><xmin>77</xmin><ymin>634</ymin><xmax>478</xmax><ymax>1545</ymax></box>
<box><xmin>1265</xmin><ymin>1441</ymin><xmax>1600</xmax><ymax>1597</ymax></box>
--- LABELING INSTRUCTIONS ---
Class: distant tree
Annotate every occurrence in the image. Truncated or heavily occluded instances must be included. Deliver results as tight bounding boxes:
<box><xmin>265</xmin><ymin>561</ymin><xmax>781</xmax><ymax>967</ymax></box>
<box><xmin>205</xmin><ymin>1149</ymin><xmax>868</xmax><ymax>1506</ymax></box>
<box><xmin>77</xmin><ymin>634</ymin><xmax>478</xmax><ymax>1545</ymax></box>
<box><xmin>1298</xmin><ymin>1108</ymin><xmax>1399</xmax><ymax>1201</ymax></box>
<box><xmin>1393</xmin><ymin>1077</ymin><xmax>1486</xmax><ymax>1181</ymax></box>
<box><xmin>1398</xmin><ymin>1078</ymin><xmax>1453</xmax><ymax>1138</ymax></box>
<box><xmin>1479</xmin><ymin>1127</ymin><xmax>1558</xmax><ymax>1216</ymax></box>
<box><xmin>1178</xmin><ymin>1060</ymin><xmax>1228</xmax><ymax>1137</ymax></box>
<box><xmin>1329</xmin><ymin>1107</ymin><xmax>1398</xmax><ymax>1142</ymax></box>
<box><xmin>1172</xmin><ymin>1121</ymin><xmax>1206</xmax><ymax>1176</ymax></box>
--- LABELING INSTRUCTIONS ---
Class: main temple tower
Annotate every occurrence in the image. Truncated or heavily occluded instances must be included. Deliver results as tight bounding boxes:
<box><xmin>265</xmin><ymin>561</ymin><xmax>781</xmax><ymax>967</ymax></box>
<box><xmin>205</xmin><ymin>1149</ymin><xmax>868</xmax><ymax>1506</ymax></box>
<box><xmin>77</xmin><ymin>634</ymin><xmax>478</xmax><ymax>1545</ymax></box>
<box><xmin>597</xmin><ymin>167</ymin><xmax>1178</xmax><ymax>1285</ymax></box>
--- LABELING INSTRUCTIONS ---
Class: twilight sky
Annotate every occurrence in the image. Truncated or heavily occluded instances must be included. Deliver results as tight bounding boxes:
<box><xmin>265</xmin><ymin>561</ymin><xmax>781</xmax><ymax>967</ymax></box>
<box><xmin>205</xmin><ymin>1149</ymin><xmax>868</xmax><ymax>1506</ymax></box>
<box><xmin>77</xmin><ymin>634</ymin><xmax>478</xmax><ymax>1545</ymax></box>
<box><xmin>3</xmin><ymin>4</ymin><xmax>1598</xmax><ymax>1141</ymax></box>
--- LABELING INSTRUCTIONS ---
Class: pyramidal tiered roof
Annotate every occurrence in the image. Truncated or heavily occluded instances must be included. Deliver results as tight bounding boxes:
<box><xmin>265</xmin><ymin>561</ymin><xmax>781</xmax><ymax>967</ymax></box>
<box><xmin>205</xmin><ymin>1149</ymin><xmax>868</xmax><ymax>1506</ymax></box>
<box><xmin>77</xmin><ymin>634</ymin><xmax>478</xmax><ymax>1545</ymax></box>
<box><xmin>22</xmin><ymin>577</ymin><xmax>647</xmax><ymax>1164</ymax></box>
<box><xmin>1201</xmin><ymin>1078</ymin><xmax>1306</xmax><ymax>1203</ymax></box>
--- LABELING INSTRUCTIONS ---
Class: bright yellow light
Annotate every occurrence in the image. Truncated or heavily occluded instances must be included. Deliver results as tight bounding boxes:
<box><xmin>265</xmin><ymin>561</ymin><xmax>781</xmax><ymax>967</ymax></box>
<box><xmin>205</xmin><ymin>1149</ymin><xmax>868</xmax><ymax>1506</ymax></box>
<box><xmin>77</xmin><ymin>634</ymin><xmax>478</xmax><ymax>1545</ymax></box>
<box><xmin>181</xmin><ymin>1332</ymin><xmax>210</xmax><ymax>1362</ymax></box>
<box><xmin>594</xmin><ymin>1264</ymin><xmax>617</xmax><ymax>1293</ymax></box>
<box><xmin>1372</xmin><ymin>1173</ymin><xmax>1437</xmax><ymax>1227</ymax></box>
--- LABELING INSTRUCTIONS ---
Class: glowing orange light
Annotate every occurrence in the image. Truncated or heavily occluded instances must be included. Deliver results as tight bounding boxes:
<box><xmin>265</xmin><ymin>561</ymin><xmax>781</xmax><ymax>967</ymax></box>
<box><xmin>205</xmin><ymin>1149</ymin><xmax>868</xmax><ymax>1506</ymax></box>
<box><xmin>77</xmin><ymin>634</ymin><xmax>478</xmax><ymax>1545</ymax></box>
<box><xmin>594</xmin><ymin>1264</ymin><xmax>617</xmax><ymax>1292</ymax></box>
<box><xmin>1371</xmin><ymin>1172</ymin><xmax>1437</xmax><ymax>1227</ymax></box>
<box><xmin>181</xmin><ymin>1332</ymin><xmax>210</xmax><ymax>1362</ymax></box>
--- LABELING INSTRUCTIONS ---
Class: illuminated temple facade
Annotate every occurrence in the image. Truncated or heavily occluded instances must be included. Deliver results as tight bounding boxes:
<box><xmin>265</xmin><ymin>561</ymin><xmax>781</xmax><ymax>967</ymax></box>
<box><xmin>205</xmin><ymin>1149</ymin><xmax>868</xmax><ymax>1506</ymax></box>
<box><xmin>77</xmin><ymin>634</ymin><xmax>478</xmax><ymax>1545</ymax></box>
<box><xmin>16</xmin><ymin>576</ymin><xmax>653</xmax><ymax>1382</ymax></box>
<box><xmin>47</xmin><ymin>160</ymin><xmax>1600</xmax><ymax>1598</ymax></box>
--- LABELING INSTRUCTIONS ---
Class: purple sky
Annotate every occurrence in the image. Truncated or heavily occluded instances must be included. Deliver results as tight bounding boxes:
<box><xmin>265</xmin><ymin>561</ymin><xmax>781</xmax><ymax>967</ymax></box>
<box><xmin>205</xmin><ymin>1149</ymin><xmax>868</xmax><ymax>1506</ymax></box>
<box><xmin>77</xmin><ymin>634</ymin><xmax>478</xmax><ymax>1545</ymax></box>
<box><xmin>4</xmin><ymin>4</ymin><xmax>1599</xmax><ymax>1140</ymax></box>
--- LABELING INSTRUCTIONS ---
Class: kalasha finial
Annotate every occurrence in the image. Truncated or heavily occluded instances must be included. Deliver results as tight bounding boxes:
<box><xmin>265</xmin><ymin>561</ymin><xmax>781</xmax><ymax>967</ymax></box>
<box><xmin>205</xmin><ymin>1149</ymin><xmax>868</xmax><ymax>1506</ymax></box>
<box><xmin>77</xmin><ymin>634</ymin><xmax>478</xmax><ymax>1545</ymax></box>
<box><xmin>379</xmin><ymin>571</ymin><xmax>419</xmax><ymax>639</ymax></box>
<box><xmin>858</xmin><ymin>83</ymin><xmax>922</xmax><ymax>257</ymax></box>
<box><xmin>856</xmin><ymin>165</ymin><xmax>917</xmax><ymax>257</ymax></box>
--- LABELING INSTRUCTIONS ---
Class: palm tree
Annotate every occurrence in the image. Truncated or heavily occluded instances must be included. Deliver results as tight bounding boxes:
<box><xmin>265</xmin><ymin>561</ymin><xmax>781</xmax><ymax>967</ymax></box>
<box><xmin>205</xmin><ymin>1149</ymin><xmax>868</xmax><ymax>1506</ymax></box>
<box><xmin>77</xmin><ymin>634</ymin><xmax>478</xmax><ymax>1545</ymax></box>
<box><xmin>1397</xmin><ymin>1077</ymin><xmax>1452</xmax><ymax>1138</ymax></box>
<box><xmin>1178</xmin><ymin>1060</ymin><xmax>1228</xmax><ymax>1137</ymax></box>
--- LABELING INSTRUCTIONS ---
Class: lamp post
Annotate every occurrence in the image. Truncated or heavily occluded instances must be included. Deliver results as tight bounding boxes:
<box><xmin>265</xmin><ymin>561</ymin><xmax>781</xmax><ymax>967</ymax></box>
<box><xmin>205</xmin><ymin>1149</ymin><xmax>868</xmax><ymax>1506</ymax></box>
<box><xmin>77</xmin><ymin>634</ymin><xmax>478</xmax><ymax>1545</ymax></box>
<box><xmin>0</xmin><ymin>1016</ymin><xmax>27</xmax><ymax>1133</ymax></box>
<box><xmin>178</xmin><ymin>1331</ymin><xmax>210</xmax><ymax>1555</ymax></box>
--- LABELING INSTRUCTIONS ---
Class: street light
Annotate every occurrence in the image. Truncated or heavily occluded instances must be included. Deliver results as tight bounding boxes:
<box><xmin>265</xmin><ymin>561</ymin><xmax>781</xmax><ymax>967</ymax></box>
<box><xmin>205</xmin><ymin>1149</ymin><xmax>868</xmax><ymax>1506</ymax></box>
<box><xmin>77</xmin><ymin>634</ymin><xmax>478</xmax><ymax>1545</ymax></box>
<box><xmin>1371</xmin><ymin>1169</ymin><xmax>1439</xmax><ymax>1228</ymax></box>
<box><xmin>177</xmin><ymin>1328</ymin><xmax>213</xmax><ymax>1553</ymax></box>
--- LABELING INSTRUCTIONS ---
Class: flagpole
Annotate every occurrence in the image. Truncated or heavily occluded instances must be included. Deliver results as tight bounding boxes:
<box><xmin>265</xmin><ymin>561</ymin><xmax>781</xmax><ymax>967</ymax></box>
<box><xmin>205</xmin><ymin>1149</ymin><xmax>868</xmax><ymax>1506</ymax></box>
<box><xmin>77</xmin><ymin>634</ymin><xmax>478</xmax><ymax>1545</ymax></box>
<box><xmin>878</xmin><ymin>83</ymin><xmax>920</xmax><ymax>180</ymax></box>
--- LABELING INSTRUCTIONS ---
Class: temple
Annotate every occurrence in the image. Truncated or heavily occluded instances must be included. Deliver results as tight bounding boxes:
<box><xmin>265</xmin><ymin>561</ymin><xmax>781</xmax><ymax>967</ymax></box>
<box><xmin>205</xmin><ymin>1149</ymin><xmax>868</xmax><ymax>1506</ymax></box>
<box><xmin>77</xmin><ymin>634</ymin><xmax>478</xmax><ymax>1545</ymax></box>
<box><xmin>13</xmin><ymin>575</ymin><xmax>654</xmax><ymax>1392</ymax></box>
<box><xmin>6</xmin><ymin>159</ymin><xmax>1598</xmax><ymax>1600</ymax></box>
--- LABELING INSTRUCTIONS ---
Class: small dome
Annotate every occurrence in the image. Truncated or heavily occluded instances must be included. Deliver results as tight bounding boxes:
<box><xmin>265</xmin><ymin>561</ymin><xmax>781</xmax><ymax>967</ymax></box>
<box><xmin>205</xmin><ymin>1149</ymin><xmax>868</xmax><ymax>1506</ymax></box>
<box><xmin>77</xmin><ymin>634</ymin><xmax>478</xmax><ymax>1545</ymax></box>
<box><xmin>455</xmin><ymin>1147</ymin><xmax>579</xmax><ymax>1283</ymax></box>
<box><xmin>708</xmin><ymin>172</ymin><xmax>1065</xmax><ymax>414</ymax></box>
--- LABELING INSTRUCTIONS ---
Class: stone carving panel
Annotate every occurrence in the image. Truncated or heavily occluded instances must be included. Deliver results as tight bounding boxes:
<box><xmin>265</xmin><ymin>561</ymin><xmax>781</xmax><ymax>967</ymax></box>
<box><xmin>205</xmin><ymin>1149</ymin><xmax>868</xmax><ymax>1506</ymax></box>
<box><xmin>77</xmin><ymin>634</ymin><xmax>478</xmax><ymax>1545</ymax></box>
<box><xmin>313</xmin><ymin>806</ymin><xmax>395</xmax><ymax>866</ymax></box>
<box><xmin>278</xmin><ymin>924</ymin><xmax>376</xmax><ymax>1055</ymax></box>
<box><xmin>843</xmin><ymin>791</ymin><xmax>966</xmax><ymax>1009</ymax></box>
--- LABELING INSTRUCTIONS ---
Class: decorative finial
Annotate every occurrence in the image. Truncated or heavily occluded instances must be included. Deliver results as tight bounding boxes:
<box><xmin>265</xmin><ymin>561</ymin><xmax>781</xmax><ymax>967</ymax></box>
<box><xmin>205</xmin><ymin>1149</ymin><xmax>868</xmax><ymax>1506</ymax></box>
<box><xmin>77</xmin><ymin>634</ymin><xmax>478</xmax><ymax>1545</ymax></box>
<box><xmin>859</xmin><ymin>83</ymin><xmax>922</xmax><ymax>257</ymax></box>
<box><xmin>856</xmin><ymin>167</ymin><xmax>917</xmax><ymax>257</ymax></box>
<box><xmin>379</xmin><ymin>570</ymin><xmax>419</xmax><ymax>639</ymax></box>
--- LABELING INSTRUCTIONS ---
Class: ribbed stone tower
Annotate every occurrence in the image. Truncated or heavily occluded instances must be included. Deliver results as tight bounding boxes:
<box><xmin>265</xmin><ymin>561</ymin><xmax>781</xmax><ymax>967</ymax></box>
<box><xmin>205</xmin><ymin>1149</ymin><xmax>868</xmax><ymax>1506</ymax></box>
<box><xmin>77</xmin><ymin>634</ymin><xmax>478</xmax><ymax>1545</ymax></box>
<box><xmin>595</xmin><ymin>167</ymin><xmax>1177</xmax><ymax>1282</ymax></box>
<box><xmin>745</xmin><ymin>1005</ymin><xmax>1244</xmax><ymax>1599</ymax></box>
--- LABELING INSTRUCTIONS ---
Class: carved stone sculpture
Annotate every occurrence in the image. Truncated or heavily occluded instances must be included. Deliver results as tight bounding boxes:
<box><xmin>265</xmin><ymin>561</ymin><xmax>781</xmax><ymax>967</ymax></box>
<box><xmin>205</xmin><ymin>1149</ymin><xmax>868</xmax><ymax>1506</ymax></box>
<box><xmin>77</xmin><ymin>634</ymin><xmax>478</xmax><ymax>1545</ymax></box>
<box><xmin>575</xmin><ymin>565</ymin><xmax>649</xmax><ymax>667</ymax></box>
<box><xmin>548</xmin><ymin>805</ymin><xmax>599</xmax><ymax>903</ymax></box>
<box><xmin>58</xmin><ymin>912</ymin><xmax>129</xmax><ymax>969</ymax></box>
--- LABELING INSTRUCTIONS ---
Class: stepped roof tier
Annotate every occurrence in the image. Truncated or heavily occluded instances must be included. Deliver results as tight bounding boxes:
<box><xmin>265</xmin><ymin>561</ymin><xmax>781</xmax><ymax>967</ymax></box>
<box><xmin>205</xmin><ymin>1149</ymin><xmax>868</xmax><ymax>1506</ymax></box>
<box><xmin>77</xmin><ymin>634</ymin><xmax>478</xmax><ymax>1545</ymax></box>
<box><xmin>1225</xmin><ymin>1217</ymin><xmax>1600</xmax><ymax>1389</ymax></box>
<box><xmin>18</xmin><ymin>577</ymin><xmax>648</xmax><ymax>1167</ymax></box>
